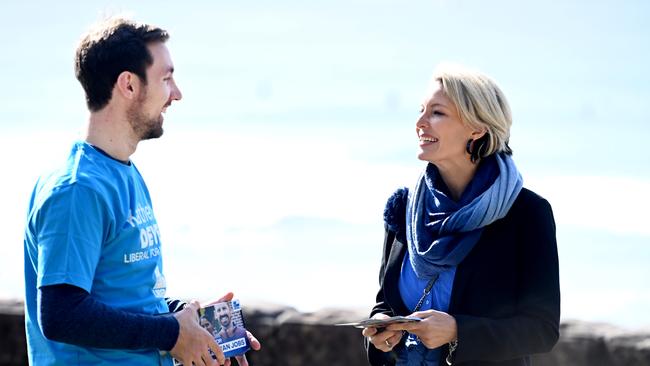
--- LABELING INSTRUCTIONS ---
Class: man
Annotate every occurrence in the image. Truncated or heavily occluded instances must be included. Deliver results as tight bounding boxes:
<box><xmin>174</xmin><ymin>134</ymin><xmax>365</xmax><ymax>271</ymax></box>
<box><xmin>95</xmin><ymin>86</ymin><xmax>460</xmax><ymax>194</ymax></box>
<box><xmin>215</xmin><ymin>302</ymin><xmax>247</xmax><ymax>344</ymax></box>
<box><xmin>23</xmin><ymin>17</ymin><xmax>259</xmax><ymax>366</ymax></box>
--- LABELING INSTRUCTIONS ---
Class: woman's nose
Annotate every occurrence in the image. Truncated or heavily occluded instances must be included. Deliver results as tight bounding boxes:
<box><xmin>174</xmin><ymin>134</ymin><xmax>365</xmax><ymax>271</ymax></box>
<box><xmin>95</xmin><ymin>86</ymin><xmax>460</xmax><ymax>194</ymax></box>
<box><xmin>416</xmin><ymin>114</ymin><xmax>427</xmax><ymax>129</ymax></box>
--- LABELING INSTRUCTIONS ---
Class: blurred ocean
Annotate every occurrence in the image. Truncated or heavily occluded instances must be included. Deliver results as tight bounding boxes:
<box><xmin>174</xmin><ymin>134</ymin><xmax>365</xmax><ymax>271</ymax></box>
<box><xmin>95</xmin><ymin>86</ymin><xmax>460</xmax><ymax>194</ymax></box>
<box><xmin>1</xmin><ymin>0</ymin><xmax>649</xmax><ymax>328</ymax></box>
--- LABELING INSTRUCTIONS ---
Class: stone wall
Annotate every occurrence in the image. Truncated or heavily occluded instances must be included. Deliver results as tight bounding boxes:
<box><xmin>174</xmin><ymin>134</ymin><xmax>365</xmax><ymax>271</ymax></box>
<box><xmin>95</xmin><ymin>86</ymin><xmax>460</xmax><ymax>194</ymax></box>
<box><xmin>0</xmin><ymin>300</ymin><xmax>26</xmax><ymax>366</ymax></box>
<box><xmin>2</xmin><ymin>300</ymin><xmax>649</xmax><ymax>366</ymax></box>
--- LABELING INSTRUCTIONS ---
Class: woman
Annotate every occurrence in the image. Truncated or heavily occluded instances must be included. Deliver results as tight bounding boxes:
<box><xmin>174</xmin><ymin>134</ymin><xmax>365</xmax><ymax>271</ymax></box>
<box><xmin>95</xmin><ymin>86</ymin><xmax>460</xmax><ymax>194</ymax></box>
<box><xmin>362</xmin><ymin>64</ymin><xmax>560</xmax><ymax>366</ymax></box>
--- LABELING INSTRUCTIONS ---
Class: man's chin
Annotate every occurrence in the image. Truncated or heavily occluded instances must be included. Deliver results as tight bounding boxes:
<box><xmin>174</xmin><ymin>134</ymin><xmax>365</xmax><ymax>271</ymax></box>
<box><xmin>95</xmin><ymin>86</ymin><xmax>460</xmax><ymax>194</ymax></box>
<box><xmin>140</xmin><ymin>132</ymin><xmax>163</xmax><ymax>141</ymax></box>
<box><xmin>140</xmin><ymin>125</ymin><xmax>164</xmax><ymax>141</ymax></box>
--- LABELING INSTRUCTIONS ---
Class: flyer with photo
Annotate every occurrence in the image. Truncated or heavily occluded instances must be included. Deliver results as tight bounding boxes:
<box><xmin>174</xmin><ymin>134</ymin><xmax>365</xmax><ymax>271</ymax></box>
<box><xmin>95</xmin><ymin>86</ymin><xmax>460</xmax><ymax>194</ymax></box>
<box><xmin>173</xmin><ymin>299</ymin><xmax>250</xmax><ymax>365</ymax></box>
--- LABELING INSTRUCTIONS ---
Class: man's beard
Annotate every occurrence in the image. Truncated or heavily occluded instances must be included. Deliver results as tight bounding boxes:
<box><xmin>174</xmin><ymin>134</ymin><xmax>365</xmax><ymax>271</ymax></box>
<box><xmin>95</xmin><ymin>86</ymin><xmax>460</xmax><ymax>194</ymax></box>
<box><xmin>127</xmin><ymin>90</ymin><xmax>164</xmax><ymax>141</ymax></box>
<box><xmin>219</xmin><ymin>314</ymin><xmax>231</xmax><ymax>328</ymax></box>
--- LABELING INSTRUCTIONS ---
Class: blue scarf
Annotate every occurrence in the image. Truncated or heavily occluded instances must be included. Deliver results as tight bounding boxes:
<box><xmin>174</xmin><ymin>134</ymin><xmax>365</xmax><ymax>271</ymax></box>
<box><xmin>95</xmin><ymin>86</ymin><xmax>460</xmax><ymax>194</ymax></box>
<box><xmin>405</xmin><ymin>153</ymin><xmax>523</xmax><ymax>279</ymax></box>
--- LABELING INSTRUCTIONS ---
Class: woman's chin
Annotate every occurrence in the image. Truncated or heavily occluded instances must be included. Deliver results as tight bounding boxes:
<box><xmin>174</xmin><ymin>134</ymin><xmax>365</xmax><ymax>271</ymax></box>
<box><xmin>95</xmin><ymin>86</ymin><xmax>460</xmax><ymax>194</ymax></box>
<box><xmin>417</xmin><ymin>152</ymin><xmax>434</xmax><ymax>162</ymax></box>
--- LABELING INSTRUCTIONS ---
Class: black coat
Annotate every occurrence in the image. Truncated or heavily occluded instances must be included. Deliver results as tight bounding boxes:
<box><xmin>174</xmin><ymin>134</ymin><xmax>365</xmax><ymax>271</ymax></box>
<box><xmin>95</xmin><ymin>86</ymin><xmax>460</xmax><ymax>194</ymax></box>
<box><xmin>367</xmin><ymin>188</ymin><xmax>560</xmax><ymax>366</ymax></box>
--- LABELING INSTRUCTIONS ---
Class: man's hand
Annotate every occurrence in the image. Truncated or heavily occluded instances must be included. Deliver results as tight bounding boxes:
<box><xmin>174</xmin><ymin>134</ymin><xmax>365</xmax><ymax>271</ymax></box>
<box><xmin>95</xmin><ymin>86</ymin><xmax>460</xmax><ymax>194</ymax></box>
<box><xmin>362</xmin><ymin>313</ymin><xmax>404</xmax><ymax>352</ymax></box>
<box><xmin>228</xmin><ymin>331</ymin><xmax>262</xmax><ymax>366</ymax></box>
<box><xmin>386</xmin><ymin>309</ymin><xmax>457</xmax><ymax>349</ymax></box>
<box><xmin>201</xmin><ymin>292</ymin><xmax>234</xmax><ymax>308</ymax></box>
<box><xmin>171</xmin><ymin>300</ymin><xmax>225</xmax><ymax>366</ymax></box>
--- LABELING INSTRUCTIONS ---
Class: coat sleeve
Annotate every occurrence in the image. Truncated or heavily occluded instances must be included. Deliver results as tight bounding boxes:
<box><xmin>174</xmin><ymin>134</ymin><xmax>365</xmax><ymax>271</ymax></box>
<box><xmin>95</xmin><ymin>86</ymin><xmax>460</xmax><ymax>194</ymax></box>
<box><xmin>366</xmin><ymin>228</ymin><xmax>398</xmax><ymax>366</ymax></box>
<box><xmin>453</xmin><ymin>197</ymin><xmax>560</xmax><ymax>363</ymax></box>
<box><xmin>370</xmin><ymin>228</ymin><xmax>396</xmax><ymax>317</ymax></box>
<box><xmin>371</xmin><ymin>186</ymin><xmax>408</xmax><ymax>318</ymax></box>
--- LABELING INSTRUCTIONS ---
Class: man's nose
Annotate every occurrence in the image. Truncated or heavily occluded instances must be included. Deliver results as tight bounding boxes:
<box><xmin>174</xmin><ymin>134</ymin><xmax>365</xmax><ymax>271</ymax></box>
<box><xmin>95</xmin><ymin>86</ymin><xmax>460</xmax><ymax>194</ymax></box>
<box><xmin>171</xmin><ymin>81</ymin><xmax>182</xmax><ymax>101</ymax></box>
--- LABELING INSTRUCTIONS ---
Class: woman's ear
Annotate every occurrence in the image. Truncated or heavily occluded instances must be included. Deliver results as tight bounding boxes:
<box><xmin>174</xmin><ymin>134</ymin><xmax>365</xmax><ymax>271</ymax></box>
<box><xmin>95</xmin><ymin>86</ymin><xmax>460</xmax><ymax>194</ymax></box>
<box><xmin>470</xmin><ymin>127</ymin><xmax>487</xmax><ymax>140</ymax></box>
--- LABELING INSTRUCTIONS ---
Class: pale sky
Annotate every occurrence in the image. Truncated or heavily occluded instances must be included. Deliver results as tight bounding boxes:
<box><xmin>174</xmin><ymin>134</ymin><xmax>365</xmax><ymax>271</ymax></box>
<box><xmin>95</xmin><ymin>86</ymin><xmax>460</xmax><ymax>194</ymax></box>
<box><xmin>1</xmin><ymin>0</ymin><xmax>649</xmax><ymax>327</ymax></box>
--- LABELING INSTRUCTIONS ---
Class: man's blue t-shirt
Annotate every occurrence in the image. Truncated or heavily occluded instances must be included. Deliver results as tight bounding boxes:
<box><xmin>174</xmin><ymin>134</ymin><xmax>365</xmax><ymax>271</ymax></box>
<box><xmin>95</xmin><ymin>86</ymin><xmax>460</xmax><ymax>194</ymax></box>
<box><xmin>24</xmin><ymin>141</ymin><xmax>173</xmax><ymax>365</ymax></box>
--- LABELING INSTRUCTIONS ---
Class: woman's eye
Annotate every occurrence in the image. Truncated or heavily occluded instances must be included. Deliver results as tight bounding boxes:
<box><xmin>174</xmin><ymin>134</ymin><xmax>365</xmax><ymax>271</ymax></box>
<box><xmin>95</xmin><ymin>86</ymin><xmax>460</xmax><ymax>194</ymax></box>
<box><xmin>419</xmin><ymin>106</ymin><xmax>424</xmax><ymax>113</ymax></box>
<box><xmin>433</xmin><ymin>110</ymin><xmax>445</xmax><ymax>116</ymax></box>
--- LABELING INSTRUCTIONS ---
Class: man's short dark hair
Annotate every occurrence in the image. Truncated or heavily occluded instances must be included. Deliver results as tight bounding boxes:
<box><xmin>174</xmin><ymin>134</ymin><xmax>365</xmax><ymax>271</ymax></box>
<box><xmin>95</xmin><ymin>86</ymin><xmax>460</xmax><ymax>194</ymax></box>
<box><xmin>74</xmin><ymin>18</ymin><xmax>169</xmax><ymax>111</ymax></box>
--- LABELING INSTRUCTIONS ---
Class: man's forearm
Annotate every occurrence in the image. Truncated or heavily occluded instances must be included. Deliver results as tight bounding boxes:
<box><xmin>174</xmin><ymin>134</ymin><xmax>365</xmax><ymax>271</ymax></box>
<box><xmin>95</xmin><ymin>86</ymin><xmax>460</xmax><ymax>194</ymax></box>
<box><xmin>39</xmin><ymin>284</ymin><xmax>179</xmax><ymax>350</ymax></box>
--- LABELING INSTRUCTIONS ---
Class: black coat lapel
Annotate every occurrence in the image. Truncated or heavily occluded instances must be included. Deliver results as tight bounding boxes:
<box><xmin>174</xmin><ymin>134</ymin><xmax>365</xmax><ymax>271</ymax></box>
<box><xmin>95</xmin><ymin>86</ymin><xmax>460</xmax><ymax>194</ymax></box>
<box><xmin>448</xmin><ymin>230</ymin><xmax>483</xmax><ymax>313</ymax></box>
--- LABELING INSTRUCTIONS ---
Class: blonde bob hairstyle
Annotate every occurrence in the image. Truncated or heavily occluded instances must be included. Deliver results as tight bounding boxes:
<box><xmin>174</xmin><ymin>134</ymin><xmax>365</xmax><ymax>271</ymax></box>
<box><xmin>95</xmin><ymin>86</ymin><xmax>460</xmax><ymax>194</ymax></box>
<box><xmin>432</xmin><ymin>63</ymin><xmax>513</xmax><ymax>159</ymax></box>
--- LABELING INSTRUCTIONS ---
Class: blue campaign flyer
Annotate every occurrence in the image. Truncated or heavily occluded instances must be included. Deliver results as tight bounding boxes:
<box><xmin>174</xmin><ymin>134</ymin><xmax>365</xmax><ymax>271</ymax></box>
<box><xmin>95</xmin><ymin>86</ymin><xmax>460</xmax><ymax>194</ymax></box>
<box><xmin>209</xmin><ymin>299</ymin><xmax>250</xmax><ymax>358</ymax></box>
<box><xmin>173</xmin><ymin>299</ymin><xmax>250</xmax><ymax>365</ymax></box>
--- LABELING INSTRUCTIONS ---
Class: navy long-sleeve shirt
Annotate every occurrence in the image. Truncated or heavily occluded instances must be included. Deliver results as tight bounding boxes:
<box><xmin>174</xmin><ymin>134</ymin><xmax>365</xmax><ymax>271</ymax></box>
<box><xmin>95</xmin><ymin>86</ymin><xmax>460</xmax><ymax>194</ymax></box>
<box><xmin>39</xmin><ymin>284</ymin><xmax>181</xmax><ymax>351</ymax></box>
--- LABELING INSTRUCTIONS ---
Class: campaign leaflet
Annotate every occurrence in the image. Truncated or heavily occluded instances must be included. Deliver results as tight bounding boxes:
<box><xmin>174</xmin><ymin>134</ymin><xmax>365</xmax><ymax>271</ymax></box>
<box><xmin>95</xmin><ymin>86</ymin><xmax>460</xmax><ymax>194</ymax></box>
<box><xmin>173</xmin><ymin>299</ymin><xmax>250</xmax><ymax>365</ymax></box>
<box><xmin>334</xmin><ymin>315</ymin><xmax>422</xmax><ymax>328</ymax></box>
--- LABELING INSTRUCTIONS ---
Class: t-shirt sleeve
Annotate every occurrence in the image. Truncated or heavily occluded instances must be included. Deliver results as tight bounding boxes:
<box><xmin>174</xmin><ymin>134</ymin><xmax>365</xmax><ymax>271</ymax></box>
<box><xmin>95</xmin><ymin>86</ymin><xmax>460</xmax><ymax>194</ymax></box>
<box><xmin>34</xmin><ymin>184</ymin><xmax>107</xmax><ymax>292</ymax></box>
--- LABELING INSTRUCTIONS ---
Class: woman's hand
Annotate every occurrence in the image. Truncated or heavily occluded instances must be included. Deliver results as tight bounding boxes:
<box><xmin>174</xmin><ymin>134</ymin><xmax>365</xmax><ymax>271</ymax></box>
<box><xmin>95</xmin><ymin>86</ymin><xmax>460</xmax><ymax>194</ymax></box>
<box><xmin>362</xmin><ymin>313</ymin><xmax>404</xmax><ymax>352</ymax></box>
<box><xmin>386</xmin><ymin>310</ymin><xmax>457</xmax><ymax>349</ymax></box>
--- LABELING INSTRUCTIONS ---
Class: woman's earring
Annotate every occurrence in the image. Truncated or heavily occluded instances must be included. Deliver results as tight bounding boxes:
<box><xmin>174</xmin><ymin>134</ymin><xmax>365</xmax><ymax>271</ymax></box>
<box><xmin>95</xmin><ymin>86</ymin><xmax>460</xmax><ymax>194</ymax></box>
<box><xmin>466</xmin><ymin>135</ymin><xmax>488</xmax><ymax>163</ymax></box>
<box><xmin>466</xmin><ymin>139</ymin><xmax>475</xmax><ymax>156</ymax></box>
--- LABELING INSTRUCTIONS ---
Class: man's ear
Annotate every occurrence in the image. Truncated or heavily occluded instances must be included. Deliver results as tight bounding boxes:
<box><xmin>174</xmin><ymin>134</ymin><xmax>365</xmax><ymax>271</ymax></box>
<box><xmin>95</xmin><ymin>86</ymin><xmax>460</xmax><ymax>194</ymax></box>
<box><xmin>115</xmin><ymin>71</ymin><xmax>141</xmax><ymax>100</ymax></box>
